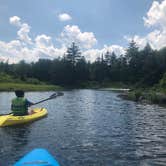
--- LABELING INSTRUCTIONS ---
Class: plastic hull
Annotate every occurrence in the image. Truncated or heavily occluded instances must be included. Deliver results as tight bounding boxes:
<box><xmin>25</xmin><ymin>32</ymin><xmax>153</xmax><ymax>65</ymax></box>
<box><xmin>0</xmin><ymin>108</ymin><xmax>47</xmax><ymax>127</ymax></box>
<box><xmin>14</xmin><ymin>148</ymin><xmax>60</xmax><ymax>166</ymax></box>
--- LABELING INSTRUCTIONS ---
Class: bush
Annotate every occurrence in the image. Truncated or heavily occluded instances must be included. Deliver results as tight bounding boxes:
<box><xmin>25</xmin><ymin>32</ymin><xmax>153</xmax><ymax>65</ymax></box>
<box><xmin>0</xmin><ymin>72</ymin><xmax>20</xmax><ymax>83</ymax></box>
<box><xmin>25</xmin><ymin>78</ymin><xmax>42</xmax><ymax>85</ymax></box>
<box><xmin>159</xmin><ymin>73</ymin><xmax>166</xmax><ymax>88</ymax></box>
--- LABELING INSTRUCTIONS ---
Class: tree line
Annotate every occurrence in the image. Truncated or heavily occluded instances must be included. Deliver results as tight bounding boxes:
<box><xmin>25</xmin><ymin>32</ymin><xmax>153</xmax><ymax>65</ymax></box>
<box><xmin>0</xmin><ymin>41</ymin><xmax>166</xmax><ymax>88</ymax></box>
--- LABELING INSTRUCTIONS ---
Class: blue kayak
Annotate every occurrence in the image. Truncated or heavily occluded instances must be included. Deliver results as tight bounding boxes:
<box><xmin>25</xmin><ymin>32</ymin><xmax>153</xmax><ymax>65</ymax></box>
<box><xmin>14</xmin><ymin>148</ymin><xmax>60</xmax><ymax>166</ymax></box>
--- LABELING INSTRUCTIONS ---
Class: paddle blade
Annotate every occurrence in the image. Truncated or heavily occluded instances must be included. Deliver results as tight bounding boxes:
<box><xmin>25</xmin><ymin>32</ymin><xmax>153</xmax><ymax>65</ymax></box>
<box><xmin>50</xmin><ymin>92</ymin><xmax>64</xmax><ymax>99</ymax></box>
<box><xmin>57</xmin><ymin>92</ymin><xmax>64</xmax><ymax>96</ymax></box>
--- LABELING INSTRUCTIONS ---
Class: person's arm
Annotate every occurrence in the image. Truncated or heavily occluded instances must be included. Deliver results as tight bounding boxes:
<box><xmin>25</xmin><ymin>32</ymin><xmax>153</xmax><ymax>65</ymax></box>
<box><xmin>25</xmin><ymin>99</ymin><xmax>34</xmax><ymax>107</ymax></box>
<box><xmin>11</xmin><ymin>99</ymin><xmax>14</xmax><ymax>111</ymax></box>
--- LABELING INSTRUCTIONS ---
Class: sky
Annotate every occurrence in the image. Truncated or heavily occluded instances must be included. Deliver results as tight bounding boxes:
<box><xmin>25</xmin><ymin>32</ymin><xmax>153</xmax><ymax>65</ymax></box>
<box><xmin>0</xmin><ymin>0</ymin><xmax>165</xmax><ymax>63</ymax></box>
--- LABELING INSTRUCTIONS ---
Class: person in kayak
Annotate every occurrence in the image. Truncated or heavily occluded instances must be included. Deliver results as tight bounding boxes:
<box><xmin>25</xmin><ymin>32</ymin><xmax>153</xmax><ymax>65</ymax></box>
<box><xmin>11</xmin><ymin>90</ymin><xmax>34</xmax><ymax>116</ymax></box>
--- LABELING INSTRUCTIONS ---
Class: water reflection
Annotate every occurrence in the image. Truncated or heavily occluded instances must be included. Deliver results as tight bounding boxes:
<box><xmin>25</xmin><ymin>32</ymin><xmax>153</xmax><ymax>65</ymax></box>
<box><xmin>0</xmin><ymin>125</ymin><xmax>31</xmax><ymax>165</ymax></box>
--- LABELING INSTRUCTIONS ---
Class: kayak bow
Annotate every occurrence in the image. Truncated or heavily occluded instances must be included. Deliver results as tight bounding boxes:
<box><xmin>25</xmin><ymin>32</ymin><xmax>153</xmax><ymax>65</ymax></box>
<box><xmin>14</xmin><ymin>148</ymin><xmax>60</xmax><ymax>166</ymax></box>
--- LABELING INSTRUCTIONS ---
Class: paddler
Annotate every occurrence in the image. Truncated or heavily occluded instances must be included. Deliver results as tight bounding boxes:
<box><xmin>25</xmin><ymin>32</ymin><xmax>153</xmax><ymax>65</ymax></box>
<box><xmin>11</xmin><ymin>90</ymin><xmax>34</xmax><ymax>116</ymax></box>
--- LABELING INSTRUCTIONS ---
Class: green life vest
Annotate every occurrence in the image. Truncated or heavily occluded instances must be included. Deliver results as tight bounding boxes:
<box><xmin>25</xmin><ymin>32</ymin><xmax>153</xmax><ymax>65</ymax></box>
<box><xmin>11</xmin><ymin>97</ymin><xmax>28</xmax><ymax>116</ymax></box>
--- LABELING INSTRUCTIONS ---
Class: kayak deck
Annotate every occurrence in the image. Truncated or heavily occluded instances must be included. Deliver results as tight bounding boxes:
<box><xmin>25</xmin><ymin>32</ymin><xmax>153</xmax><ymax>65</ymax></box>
<box><xmin>0</xmin><ymin>108</ymin><xmax>47</xmax><ymax>127</ymax></box>
<box><xmin>14</xmin><ymin>148</ymin><xmax>60</xmax><ymax>166</ymax></box>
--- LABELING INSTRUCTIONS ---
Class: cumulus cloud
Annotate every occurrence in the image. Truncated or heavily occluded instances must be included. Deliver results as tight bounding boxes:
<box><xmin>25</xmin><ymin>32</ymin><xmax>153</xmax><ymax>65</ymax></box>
<box><xmin>9</xmin><ymin>16</ymin><xmax>32</xmax><ymax>44</ymax></box>
<box><xmin>0</xmin><ymin>17</ymin><xmax>67</xmax><ymax>63</ymax></box>
<box><xmin>0</xmin><ymin>39</ymin><xmax>66</xmax><ymax>63</ymax></box>
<box><xmin>128</xmin><ymin>30</ymin><xmax>166</xmax><ymax>50</ymax></box>
<box><xmin>83</xmin><ymin>45</ymin><xmax>125</xmax><ymax>62</ymax></box>
<box><xmin>17</xmin><ymin>23</ymin><xmax>32</xmax><ymax>44</ymax></box>
<box><xmin>143</xmin><ymin>0</ymin><xmax>166</xmax><ymax>28</ymax></box>
<box><xmin>1</xmin><ymin>16</ymin><xmax>124</xmax><ymax>63</ymax></box>
<box><xmin>35</xmin><ymin>34</ymin><xmax>67</xmax><ymax>59</ymax></box>
<box><xmin>35</xmin><ymin>34</ymin><xmax>53</xmax><ymax>48</ymax></box>
<box><xmin>0</xmin><ymin>40</ymin><xmax>35</xmax><ymax>63</ymax></box>
<box><xmin>9</xmin><ymin>16</ymin><xmax>21</xmax><ymax>27</ymax></box>
<box><xmin>59</xmin><ymin>25</ymin><xmax>97</xmax><ymax>49</ymax></box>
<box><xmin>58</xmin><ymin>13</ymin><xmax>72</xmax><ymax>21</ymax></box>
<box><xmin>103</xmin><ymin>45</ymin><xmax>125</xmax><ymax>56</ymax></box>
<box><xmin>125</xmin><ymin>0</ymin><xmax>166</xmax><ymax>50</ymax></box>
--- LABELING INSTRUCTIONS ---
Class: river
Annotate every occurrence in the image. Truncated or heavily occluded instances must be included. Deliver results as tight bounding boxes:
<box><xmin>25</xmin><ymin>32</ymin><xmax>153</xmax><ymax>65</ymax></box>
<box><xmin>0</xmin><ymin>90</ymin><xmax>166</xmax><ymax>166</ymax></box>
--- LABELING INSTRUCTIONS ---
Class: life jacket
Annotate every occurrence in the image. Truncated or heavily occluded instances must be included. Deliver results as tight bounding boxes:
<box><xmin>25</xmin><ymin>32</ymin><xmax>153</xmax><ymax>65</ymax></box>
<box><xmin>11</xmin><ymin>97</ymin><xmax>28</xmax><ymax>116</ymax></box>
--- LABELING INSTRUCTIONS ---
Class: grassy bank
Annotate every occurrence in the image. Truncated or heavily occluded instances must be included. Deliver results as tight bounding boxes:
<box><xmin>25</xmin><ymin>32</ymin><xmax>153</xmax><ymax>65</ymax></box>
<box><xmin>119</xmin><ymin>89</ymin><xmax>166</xmax><ymax>106</ymax></box>
<box><xmin>0</xmin><ymin>82</ymin><xmax>62</xmax><ymax>91</ymax></box>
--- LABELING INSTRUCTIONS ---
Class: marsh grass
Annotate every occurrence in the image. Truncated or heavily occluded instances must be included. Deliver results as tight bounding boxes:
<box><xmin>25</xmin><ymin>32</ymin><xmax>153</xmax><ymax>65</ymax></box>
<box><xmin>0</xmin><ymin>82</ymin><xmax>62</xmax><ymax>91</ymax></box>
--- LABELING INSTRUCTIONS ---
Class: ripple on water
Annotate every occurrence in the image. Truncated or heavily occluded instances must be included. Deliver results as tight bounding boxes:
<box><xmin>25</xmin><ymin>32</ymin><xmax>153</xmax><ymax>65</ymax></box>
<box><xmin>0</xmin><ymin>90</ymin><xmax>166</xmax><ymax>166</ymax></box>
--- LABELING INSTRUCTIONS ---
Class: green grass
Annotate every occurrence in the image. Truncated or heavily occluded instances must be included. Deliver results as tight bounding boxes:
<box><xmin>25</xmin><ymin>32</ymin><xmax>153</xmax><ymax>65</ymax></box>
<box><xmin>0</xmin><ymin>82</ymin><xmax>62</xmax><ymax>91</ymax></box>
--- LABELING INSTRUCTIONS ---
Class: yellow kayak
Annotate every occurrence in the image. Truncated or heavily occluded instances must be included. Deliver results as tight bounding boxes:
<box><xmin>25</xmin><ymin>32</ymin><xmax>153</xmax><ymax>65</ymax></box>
<box><xmin>0</xmin><ymin>108</ymin><xmax>47</xmax><ymax>127</ymax></box>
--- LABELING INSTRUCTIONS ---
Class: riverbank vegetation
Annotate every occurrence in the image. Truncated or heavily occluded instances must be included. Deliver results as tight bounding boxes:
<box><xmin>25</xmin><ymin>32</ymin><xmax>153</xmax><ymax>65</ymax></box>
<box><xmin>0</xmin><ymin>41</ymin><xmax>166</xmax><ymax>97</ymax></box>
<box><xmin>0</xmin><ymin>82</ymin><xmax>61</xmax><ymax>91</ymax></box>
<box><xmin>0</xmin><ymin>72</ymin><xmax>61</xmax><ymax>91</ymax></box>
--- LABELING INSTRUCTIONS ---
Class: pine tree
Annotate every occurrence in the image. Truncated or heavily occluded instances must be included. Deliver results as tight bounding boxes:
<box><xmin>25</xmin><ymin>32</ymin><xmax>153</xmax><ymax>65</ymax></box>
<box><xmin>65</xmin><ymin>42</ymin><xmax>81</xmax><ymax>65</ymax></box>
<box><xmin>126</xmin><ymin>39</ymin><xmax>139</xmax><ymax>62</ymax></box>
<box><xmin>104</xmin><ymin>51</ymin><xmax>111</xmax><ymax>66</ymax></box>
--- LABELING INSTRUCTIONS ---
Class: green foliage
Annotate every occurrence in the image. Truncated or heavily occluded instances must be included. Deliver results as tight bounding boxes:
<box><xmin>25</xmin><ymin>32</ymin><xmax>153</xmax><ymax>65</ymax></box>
<box><xmin>66</xmin><ymin>42</ymin><xmax>82</xmax><ymax>65</ymax></box>
<box><xmin>127</xmin><ymin>90</ymin><xmax>142</xmax><ymax>101</ymax></box>
<box><xmin>0</xmin><ymin>41</ymin><xmax>166</xmax><ymax>90</ymax></box>
<box><xmin>0</xmin><ymin>72</ymin><xmax>20</xmax><ymax>83</ymax></box>
<box><xmin>159</xmin><ymin>73</ymin><xmax>166</xmax><ymax>88</ymax></box>
<box><xmin>25</xmin><ymin>78</ymin><xmax>42</xmax><ymax>85</ymax></box>
<box><xmin>147</xmin><ymin>92</ymin><xmax>158</xmax><ymax>103</ymax></box>
<box><xmin>0</xmin><ymin>83</ymin><xmax>61</xmax><ymax>91</ymax></box>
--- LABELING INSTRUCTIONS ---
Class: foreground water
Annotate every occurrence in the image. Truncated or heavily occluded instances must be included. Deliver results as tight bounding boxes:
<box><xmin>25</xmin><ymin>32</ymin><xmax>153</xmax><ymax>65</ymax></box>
<box><xmin>0</xmin><ymin>90</ymin><xmax>166</xmax><ymax>166</ymax></box>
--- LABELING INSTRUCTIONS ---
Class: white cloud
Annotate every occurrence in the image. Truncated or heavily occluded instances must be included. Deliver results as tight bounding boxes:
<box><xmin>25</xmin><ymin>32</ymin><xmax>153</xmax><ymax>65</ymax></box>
<box><xmin>35</xmin><ymin>34</ymin><xmax>53</xmax><ymax>48</ymax></box>
<box><xmin>10</xmin><ymin>16</ymin><xmax>32</xmax><ymax>44</ymax></box>
<box><xmin>124</xmin><ymin>35</ymin><xmax>147</xmax><ymax>50</ymax></box>
<box><xmin>58</xmin><ymin>13</ymin><xmax>72</xmax><ymax>21</ymax></box>
<box><xmin>1</xmin><ymin>16</ymin><xmax>124</xmax><ymax>63</ymax></box>
<box><xmin>0</xmin><ymin>17</ymin><xmax>67</xmax><ymax>63</ymax></box>
<box><xmin>83</xmin><ymin>45</ymin><xmax>125</xmax><ymax>62</ymax></box>
<box><xmin>59</xmin><ymin>25</ymin><xmax>97</xmax><ymax>49</ymax></box>
<box><xmin>9</xmin><ymin>16</ymin><xmax>21</xmax><ymax>27</ymax></box>
<box><xmin>17</xmin><ymin>23</ymin><xmax>32</xmax><ymax>44</ymax></box>
<box><xmin>143</xmin><ymin>0</ymin><xmax>166</xmax><ymax>28</ymax></box>
<box><xmin>83</xmin><ymin>49</ymin><xmax>102</xmax><ymax>62</ymax></box>
<box><xmin>103</xmin><ymin>45</ymin><xmax>125</xmax><ymax>56</ymax></box>
<box><xmin>34</xmin><ymin>34</ymin><xmax>67</xmax><ymax>60</ymax></box>
<box><xmin>126</xmin><ymin>0</ymin><xmax>166</xmax><ymax>50</ymax></box>
<box><xmin>0</xmin><ymin>39</ymin><xmax>66</xmax><ymax>63</ymax></box>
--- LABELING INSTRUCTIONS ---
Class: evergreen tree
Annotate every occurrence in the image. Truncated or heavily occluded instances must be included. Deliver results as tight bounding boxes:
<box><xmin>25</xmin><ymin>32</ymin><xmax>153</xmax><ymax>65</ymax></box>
<box><xmin>104</xmin><ymin>51</ymin><xmax>111</xmax><ymax>66</ymax></box>
<box><xmin>125</xmin><ymin>40</ymin><xmax>140</xmax><ymax>83</ymax></box>
<box><xmin>110</xmin><ymin>52</ymin><xmax>117</xmax><ymax>67</ymax></box>
<box><xmin>126</xmin><ymin>40</ymin><xmax>139</xmax><ymax>62</ymax></box>
<box><xmin>65</xmin><ymin>42</ymin><xmax>81</xmax><ymax>65</ymax></box>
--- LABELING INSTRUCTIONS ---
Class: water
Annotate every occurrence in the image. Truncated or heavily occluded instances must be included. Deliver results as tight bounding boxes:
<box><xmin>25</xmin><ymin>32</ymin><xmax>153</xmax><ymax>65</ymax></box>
<box><xmin>0</xmin><ymin>90</ymin><xmax>166</xmax><ymax>166</ymax></box>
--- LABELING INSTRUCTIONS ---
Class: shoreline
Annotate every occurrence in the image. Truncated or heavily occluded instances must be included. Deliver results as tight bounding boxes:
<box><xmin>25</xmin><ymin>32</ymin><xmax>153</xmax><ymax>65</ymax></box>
<box><xmin>98</xmin><ymin>88</ymin><xmax>130</xmax><ymax>92</ymax></box>
<box><xmin>0</xmin><ymin>82</ymin><xmax>62</xmax><ymax>91</ymax></box>
<box><xmin>118</xmin><ymin>90</ymin><xmax>166</xmax><ymax>106</ymax></box>
<box><xmin>0</xmin><ymin>81</ymin><xmax>130</xmax><ymax>91</ymax></box>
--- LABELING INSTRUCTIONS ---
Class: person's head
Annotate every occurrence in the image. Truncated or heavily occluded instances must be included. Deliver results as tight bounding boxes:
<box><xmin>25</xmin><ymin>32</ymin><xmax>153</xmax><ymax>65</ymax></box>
<box><xmin>15</xmin><ymin>90</ymin><xmax>24</xmax><ymax>97</ymax></box>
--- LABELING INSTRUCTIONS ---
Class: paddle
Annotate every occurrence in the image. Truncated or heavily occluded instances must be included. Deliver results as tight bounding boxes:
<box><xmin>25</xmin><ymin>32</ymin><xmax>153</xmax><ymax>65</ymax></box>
<box><xmin>31</xmin><ymin>92</ymin><xmax>64</xmax><ymax>106</ymax></box>
<box><xmin>0</xmin><ymin>92</ymin><xmax>64</xmax><ymax>116</ymax></box>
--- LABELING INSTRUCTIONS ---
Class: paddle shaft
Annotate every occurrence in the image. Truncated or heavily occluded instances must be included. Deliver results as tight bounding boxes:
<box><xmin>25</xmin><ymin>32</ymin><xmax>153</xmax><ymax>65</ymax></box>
<box><xmin>31</xmin><ymin>92</ymin><xmax>63</xmax><ymax>106</ymax></box>
<box><xmin>32</xmin><ymin>97</ymin><xmax>54</xmax><ymax>106</ymax></box>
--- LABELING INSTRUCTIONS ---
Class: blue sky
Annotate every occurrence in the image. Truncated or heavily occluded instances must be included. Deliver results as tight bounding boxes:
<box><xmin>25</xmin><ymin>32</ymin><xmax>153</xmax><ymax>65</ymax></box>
<box><xmin>0</xmin><ymin>0</ymin><xmax>165</xmax><ymax>62</ymax></box>
<box><xmin>0</xmin><ymin>0</ymin><xmax>156</xmax><ymax>46</ymax></box>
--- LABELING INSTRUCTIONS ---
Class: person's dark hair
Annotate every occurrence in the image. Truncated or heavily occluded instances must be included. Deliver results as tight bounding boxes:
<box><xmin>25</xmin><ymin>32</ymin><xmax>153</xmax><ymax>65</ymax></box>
<box><xmin>15</xmin><ymin>90</ymin><xmax>24</xmax><ymax>97</ymax></box>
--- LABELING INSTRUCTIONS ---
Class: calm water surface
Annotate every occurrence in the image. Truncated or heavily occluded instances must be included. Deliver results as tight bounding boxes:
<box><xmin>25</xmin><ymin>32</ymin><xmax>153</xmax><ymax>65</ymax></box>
<box><xmin>0</xmin><ymin>90</ymin><xmax>166</xmax><ymax>166</ymax></box>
